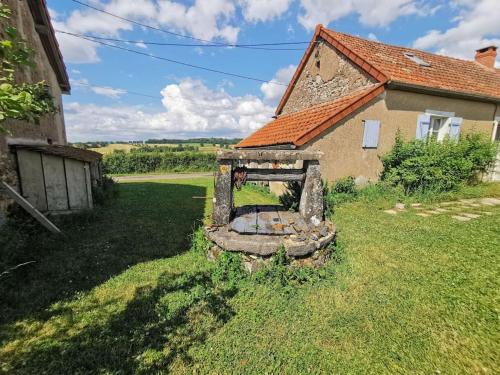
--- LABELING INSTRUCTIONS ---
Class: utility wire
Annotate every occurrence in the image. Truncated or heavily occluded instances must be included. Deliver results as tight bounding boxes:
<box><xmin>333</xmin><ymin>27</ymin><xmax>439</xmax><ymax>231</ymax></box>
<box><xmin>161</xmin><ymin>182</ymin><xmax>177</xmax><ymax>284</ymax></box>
<box><xmin>55</xmin><ymin>30</ymin><xmax>307</xmax><ymax>51</ymax></box>
<box><xmin>71</xmin><ymin>80</ymin><xmax>160</xmax><ymax>99</ymax></box>
<box><xmin>69</xmin><ymin>0</ymin><xmax>311</xmax><ymax>49</ymax></box>
<box><xmin>63</xmin><ymin>32</ymin><xmax>289</xmax><ymax>86</ymax></box>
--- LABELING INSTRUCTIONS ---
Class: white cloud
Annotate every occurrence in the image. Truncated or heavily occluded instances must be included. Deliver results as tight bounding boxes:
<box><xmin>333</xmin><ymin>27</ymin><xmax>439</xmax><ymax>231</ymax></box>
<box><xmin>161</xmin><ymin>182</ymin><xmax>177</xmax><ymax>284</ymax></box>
<box><xmin>260</xmin><ymin>64</ymin><xmax>296</xmax><ymax>104</ymax></box>
<box><xmin>298</xmin><ymin>0</ymin><xmax>432</xmax><ymax>29</ymax></box>
<box><xmin>413</xmin><ymin>0</ymin><xmax>500</xmax><ymax>63</ymax></box>
<box><xmin>367</xmin><ymin>33</ymin><xmax>379</xmax><ymax>41</ymax></box>
<box><xmin>64</xmin><ymin>78</ymin><xmax>274</xmax><ymax>141</ymax></box>
<box><xmin>70</xmin><ymin>78</ymin><xmax>126</xmax><ymax>99</ymax></box>
<box><xmin>53</xmin><ymin>0</ymin><xmax>240</xmax><ymax>64</ymax></box>
<box><xmin>91</xmin><ymin>86</ymin><xmax>127</xmax><ymax>99</ymax></box>
<box><xmin>239</xmin><ymin>0</ymin><xmax>293</xmax><ymax>22</ymax></box>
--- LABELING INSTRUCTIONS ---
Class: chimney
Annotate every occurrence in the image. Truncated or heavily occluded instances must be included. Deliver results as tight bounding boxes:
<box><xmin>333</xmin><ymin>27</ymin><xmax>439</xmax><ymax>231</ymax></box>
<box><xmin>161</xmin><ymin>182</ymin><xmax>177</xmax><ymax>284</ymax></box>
<box><xmin>475</xmin><ymin>46</ymin><xmax>497</xmax><ymax>68</ymax></box>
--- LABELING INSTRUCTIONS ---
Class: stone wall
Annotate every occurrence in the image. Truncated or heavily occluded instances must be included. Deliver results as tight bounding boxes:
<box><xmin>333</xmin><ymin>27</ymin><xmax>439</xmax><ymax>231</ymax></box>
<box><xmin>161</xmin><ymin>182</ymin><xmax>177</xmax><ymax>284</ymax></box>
<box><xmin>280</xmin><ymin>38</ymin><xmax>376</xmax><ymax>115</ymax></box>
<box><xmin>0</xmin><ymin>0</ymin><xmax>67</xmax><ymax>221</ymax></box>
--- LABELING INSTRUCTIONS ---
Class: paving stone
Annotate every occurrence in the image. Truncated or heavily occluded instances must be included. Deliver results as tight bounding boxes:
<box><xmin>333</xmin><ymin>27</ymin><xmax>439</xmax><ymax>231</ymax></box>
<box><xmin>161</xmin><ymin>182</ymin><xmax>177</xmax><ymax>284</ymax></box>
<box><xmin>480</xmin><ymin>198</ymin><xmax>500</xmax><ymax>205</ymax></box>
<box><xmin>395</xmin><ymin>203</ymin><xmax>405</xmax><ymax>210</ymax></box>
<box><xmin>416</xmin><ymin>213</ymin><xmax>431</xmax><ymax>217</ymax></box>
<box><xmin>424</xmin><ymin>210</ymin><xmax>441</xmax><ymax>215</ymax></box>
<box><xmin>384</xmin><ymin>209</ymin><xmax>398</xmax><ymax>215</ymax></box>
<box><xmin>452</xmin><ymin>215</ymin><xmax>472</xmax><ymax>221</ymax></box>
<box><xmin>459</xmin><ymin>213</ymin><xmax>481</xmax><ymax>219</ymax></box>
<box><xmin>439</xmin><ymin>201</ymin><xmax>458</xmax><ymax>206</ymax></box>
<box><xmin>434</xmin><ymin>208</ymin><xmax>449</xmax><ymax>212</ymax></box>
<box><xmin>411</xmin><ymin>203</ymin><xmax>422</xmax><ymax>208</ymax></box>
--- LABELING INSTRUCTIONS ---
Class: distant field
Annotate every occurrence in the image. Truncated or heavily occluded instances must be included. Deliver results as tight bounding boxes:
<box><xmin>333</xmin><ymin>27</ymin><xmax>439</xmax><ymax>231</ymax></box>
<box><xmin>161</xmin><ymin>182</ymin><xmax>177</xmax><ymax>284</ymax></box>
<box><xmin>90</xmin><ymin>143</ymin><xmax>231</xmax><ymax>155</ymax></box>
<box><xmin>89</xmin><ymin>143</ymin><xmax>139</xmax><ymax>155</ymax></box>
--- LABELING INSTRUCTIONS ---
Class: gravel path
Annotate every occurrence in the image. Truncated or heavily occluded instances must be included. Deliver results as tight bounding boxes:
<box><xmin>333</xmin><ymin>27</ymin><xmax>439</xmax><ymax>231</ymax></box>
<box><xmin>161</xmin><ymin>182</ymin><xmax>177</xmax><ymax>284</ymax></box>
<box><xmin>113</xmin><ymin>172</ymin><xmax>213</xmax><ymax>182</ymax></box>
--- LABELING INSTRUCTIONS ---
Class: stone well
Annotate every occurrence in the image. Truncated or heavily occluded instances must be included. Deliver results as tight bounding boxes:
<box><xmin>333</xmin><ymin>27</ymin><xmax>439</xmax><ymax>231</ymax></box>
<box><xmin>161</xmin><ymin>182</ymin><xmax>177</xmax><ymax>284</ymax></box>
<box><xmin>206</xmin><ymin>150</ymin><xmax>336</xmax><ymax>269</ymax></box>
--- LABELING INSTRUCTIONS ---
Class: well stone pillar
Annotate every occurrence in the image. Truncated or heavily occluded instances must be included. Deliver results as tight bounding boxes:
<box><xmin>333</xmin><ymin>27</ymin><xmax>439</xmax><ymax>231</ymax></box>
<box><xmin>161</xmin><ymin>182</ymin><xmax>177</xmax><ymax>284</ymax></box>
<box><xmin>212</xmin><ymin>159</ymin><xmax>233</xmax><ymax>225</ymax></box>
<box><xmin>299</xmin><ymin>160</ymin><xmax>324</xmax><ymax>224</ymax></box>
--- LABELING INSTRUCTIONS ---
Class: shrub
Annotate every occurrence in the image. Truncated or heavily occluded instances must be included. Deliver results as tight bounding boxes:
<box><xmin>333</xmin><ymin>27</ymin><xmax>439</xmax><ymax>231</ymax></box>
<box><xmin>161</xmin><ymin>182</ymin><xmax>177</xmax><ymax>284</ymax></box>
<box><xmin>92</xmin><ymin>175</ymin><xmax>117</xmax><ymax>205</ymax></box>
<box><xmin>325</xmin><ymin>176</ymin><xmax>358</xmax><ymax>215</ymax></box>
<box><xmin>102</xmin><ymin>150</ymin><xmax>217</xmax><ymax>174</ymax></box>
<box><xmin>381</xmin><ymin>133</ymin><xmax>496</xmax><ymax>193</ymax></box>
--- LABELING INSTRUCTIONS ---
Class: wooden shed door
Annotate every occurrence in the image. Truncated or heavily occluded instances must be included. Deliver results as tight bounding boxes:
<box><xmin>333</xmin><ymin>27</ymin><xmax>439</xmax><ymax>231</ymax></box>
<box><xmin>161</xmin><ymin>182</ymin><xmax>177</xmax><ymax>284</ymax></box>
<box><xmin>42</xmin><ymin>154</ymin><xmax>69</xmax><ymax>211</ymax></box>
<box><xmin>16</xmin><ymin>149</ymin><xmax>47</xmax><ymax>211</ymax></box>
<box><xmin>65</xmin><ymin>158</ymin><xmax>90</xmax><ymax>209</ymax></box>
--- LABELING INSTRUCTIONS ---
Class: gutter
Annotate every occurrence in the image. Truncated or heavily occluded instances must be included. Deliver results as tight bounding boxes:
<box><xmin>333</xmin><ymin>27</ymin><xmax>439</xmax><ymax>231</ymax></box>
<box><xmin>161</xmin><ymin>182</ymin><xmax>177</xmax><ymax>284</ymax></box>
<box><xmin>386</xmin><ymin>81</ymin><xmax>500</xmax><ymax>104</ymax></box>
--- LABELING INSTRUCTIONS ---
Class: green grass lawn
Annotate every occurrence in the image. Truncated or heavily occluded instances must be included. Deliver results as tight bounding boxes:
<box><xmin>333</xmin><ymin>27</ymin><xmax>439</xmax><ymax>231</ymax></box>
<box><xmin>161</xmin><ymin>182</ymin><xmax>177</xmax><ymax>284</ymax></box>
<box><xmin>0</xmin><ymin>178</ymin><xmax>499</xmax><ymax>373</ymax></box>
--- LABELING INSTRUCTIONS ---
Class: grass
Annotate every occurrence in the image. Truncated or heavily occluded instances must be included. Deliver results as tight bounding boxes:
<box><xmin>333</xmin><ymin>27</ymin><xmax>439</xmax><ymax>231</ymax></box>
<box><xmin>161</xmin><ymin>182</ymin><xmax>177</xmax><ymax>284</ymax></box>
<box><xmin>1</xmin><ymin>178</ymin><xmax>499</xmax><ymax>373</ymax></box>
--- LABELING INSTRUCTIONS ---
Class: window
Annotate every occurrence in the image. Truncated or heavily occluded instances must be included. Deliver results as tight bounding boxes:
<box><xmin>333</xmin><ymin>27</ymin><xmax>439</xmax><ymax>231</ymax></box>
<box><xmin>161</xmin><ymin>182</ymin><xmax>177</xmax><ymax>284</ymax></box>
<box><xmin>492</xmin><ymin>120</ymin><xmax>500</xmax><ymax>142</ymax></box>
<box><xmin>362</xmin><ymin>120</ymin><xmax>381</xmax><ymax>148</ymax></box>
<box><xmin>416</xmin><ymin>113</ymin><xmax>462</xmax><ymax>141</ymax></box>
<box><xmin>429</xmin><ymin>116</ymin><xmax>450</xmax><ymax>141</ymax></box>
<box><xmin>403</xmin><ymin>52</ymin><xmax>431</xmax><ymax>67</ymax></box>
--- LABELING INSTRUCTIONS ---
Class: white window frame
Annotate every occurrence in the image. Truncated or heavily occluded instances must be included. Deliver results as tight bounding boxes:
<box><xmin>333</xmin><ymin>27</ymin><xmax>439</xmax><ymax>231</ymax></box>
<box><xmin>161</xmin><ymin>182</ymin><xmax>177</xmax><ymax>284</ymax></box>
<box><xmin>492</xmin><ymin>117</ymin><xmax>500</xmax><ymax>142</ymax></box>
<box><xmin>425</xmin><ymin>110</ymin><xmax>454</xmax><ymax>142</ymax></box>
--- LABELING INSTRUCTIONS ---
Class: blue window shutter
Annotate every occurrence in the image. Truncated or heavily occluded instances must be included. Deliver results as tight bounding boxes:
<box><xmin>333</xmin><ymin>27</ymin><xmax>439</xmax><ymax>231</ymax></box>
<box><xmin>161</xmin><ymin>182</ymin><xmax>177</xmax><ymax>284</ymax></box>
<box><xmin>362</xmin><ymin>120</ymin><xmax>381</xmax><ymax>148</ymax></box>
<box><xmin>449</xmin><ymin>117</ymin><xmax>463</xmax><ymax>140</ymax></box>
<box><xmin>416</xmin><ymin>113</ymin><xmax>431</xmax><ymax>139</ymax></box>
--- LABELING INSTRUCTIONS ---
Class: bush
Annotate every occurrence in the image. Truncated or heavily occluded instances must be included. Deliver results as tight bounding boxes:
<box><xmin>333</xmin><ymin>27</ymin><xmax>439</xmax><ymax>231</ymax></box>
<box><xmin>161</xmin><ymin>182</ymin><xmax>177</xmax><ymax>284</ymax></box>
<box><xmin>325</xmin><ymin>176</ymin><xmax>358</xmax><ymax>215</ymax></box>
<box><xmin>92</xmin><ymin>176</ymin><xmax>117</xmax><ymax>205</ymax></box>
<box><xmin>381</xmin><ymin>133</ymin><xmax>497</xmax><ymax>193</ymax></box>
<box><xmin>103</xmin><ymin>150</ymin><xmax>217</xmax><ymax>174</ymax></box>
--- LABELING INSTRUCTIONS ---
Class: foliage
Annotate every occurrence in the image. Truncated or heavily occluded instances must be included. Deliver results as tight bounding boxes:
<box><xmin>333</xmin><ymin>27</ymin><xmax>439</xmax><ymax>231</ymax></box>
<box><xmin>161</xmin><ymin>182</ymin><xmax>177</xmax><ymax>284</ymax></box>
<box><xmin>381</xmin><ymin>133</ymin><xmax>497</xmax><ymax>193</ymax></box>
<box><xmin>0</xmin><ymin>3</ymin><xmax>55</xmax><ymax>129</ymax></box>
<box><xmin>0</xmin><ymin>178</ymin><xmax>499</xmax><ymax>373</ymax></box>
<box><xmin>211</xmin><ymin>252</ymin><xmax>246</xmax><ymax>289</ymax></box>
<box><xmin>131</xmin><ymin>145</ymin><xmax>200</xmax><ymax>153</ymax></box>
<box><xmin>190</xmin><ymin>226</ymin><xmax>212</xmax><ymax>255</ymax></box>
<box><xmin>103</xmin><ymin>150</ymin><xmax>217</xmax><ymax>174</ymax></box>
<box><xmin>279</xmin><ymin>181</ymin><xmax>302</xmax><ymax>211</ymax></box>
<box><xmin>324</xmin><ymin>176</ymin><xmax>358</xmax><ymax>215</ymax></box>
<box><xmin>91</xmin><ymin>175</ymin><xmax>117</xmax><ymax>205</ymax></box>
<box><xmin>145</xmin><ymin>137</ymin><xmax>242</xmax><ymax>145</ymax></box>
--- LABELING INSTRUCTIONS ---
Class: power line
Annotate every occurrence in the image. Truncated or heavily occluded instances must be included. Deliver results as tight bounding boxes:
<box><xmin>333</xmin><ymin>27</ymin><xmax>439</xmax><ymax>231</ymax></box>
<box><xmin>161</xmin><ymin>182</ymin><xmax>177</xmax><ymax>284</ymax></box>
<box><xmin>69</xmin><ymin>0</ymin><xmax>311</xmax><ymax>49</ymax></box>
<box><xmin>63</xmin><ymin>32</ymin><xmax>289</xmax><ymax>86</ymax></box>
<box><xmin>71</xmin><ymin>80</ymin><xmax>160</xmax><ymax>99</ymax></box>
<box><xmin>55</xmin><ymin>30</ymin><xmax>307</xmax><ymax>51</ymax></box>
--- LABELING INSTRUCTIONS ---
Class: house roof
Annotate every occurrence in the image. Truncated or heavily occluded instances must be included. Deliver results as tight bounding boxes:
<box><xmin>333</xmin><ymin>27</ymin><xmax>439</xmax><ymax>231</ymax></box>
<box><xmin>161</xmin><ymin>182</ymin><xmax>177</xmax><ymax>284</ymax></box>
<box><xmin>276</xmin><ymin>25</ymin><xmax>500</xmax><ymax>115</ymax></box>
<box><xmin>239</xmin><ymin>25</ymin><xmax>500</xmax><ymax>149</ymax></box>
<box><xmin>11</xmin><ymin>144</ymin><xmax>102</xmax><ymax>163</ymax></box>
<box><xmin>237</xmin><ymin>84</ymin><xmax>385</xmax><ymax>148</ymax></box>
<box><xmin>27</xmin><ymin>0</ymin><xmax>70</xmax><ymax>93</ymax></box>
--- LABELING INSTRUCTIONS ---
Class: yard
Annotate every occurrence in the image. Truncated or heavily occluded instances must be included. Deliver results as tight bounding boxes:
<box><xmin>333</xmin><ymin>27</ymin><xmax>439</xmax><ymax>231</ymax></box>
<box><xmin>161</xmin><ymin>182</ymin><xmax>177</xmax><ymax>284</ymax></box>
<box><xmin>0</xmin><ymin>177</ymin><xmax>499</xmax><ymax>373</ymax></box>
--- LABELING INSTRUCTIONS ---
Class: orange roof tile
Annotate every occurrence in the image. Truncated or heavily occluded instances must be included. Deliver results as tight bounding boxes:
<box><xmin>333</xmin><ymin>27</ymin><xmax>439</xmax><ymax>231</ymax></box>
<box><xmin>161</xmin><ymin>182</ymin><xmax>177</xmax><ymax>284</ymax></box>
<box><xmin>237</xmin><ymin>84</ymin><xmax>384</xmax><ymax>148</ymax></box>
<box><xmin>242</xmin><ymin>26</ymin><xmax>500</xmax><ymax>149</ymax></box>
<box><xmin>321</xmin><ymin>28</ymin><xmax>500</xmax><ymax>102</ymax></box>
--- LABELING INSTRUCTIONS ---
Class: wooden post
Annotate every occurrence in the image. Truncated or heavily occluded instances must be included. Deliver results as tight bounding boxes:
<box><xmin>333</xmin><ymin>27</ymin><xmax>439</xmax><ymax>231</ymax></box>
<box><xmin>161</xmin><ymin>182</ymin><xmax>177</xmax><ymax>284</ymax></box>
<box><xmin>212</xmin><ymin>159</ymin><xmax>233</xmax><ymax>225</ymax></box>
<box><xmin>1</xmin><ymin>182</ymin><xmax>61</xmax><ymax>234</ymax></box>
<box><xmin>299</xmin><ymin>160</ymin><xmax>324</xmax><ymax>224</ymax></box>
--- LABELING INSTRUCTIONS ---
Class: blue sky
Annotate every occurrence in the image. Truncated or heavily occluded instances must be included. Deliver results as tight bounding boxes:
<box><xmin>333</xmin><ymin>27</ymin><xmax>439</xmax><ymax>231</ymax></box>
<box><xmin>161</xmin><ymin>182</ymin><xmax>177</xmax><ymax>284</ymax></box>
<box><xmin>47</xmin><ymin>0</ymin><xmax>499</xmax><ymax>142</ymax></box>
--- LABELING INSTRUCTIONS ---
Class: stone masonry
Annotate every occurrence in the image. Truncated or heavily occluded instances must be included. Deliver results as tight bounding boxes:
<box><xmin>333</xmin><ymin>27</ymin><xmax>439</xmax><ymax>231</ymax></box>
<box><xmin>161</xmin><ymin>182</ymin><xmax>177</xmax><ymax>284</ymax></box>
<box><xmin>281</xmin><ymin>39</ymin><xmax>376</xmax><ymax>115</ymax></box>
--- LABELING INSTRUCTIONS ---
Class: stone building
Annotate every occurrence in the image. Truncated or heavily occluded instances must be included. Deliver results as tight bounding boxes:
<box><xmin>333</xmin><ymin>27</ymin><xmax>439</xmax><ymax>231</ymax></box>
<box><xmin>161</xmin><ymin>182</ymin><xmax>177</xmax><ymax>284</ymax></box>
<box><xmin>238</xmin><ymin>25</ymin><xmax>500</xmax><ymax>186</ymax></box>
<box><xmin>0</xmin><ymin>0</ymin><xmax>101</xmax><ymax>223</ymax></box>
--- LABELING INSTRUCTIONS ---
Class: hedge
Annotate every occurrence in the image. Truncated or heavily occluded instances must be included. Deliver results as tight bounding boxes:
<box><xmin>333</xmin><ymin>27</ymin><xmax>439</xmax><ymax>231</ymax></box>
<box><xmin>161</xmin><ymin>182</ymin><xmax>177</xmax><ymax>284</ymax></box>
<box><xmin>103</xmin><ymin>151</ymin><xmax>217</xmax><ymax>174</ymax></box>
<box><xmin>381</xmin><ymin>133</ymin><xmax>497</xmax><ymax>193</ymax></box>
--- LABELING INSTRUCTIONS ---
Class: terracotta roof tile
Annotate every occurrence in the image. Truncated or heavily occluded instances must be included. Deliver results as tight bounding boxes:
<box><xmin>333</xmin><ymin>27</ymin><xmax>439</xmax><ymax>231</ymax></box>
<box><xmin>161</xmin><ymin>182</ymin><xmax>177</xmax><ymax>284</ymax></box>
<box><xmin>237</xmin><ymin>84</ymin><xmax>384</xmax><ymax>148</ymax></box>
<box><xmin>322</xmin><ymin>28</ymin><xmax>500</xmax><ymax>101</ymax></box>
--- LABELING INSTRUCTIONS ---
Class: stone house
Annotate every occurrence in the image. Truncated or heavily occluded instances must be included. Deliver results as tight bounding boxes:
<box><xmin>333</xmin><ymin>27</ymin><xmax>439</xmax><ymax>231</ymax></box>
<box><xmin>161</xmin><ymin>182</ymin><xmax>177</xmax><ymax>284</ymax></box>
<box><xmin>0</xmin><ymin>0</ymin><xmax>101</xmax><ymax>223</ymax></box>
<box><xmin>238</xmin><ymin>25</ymin><xmax>500</xmax><ymax>186</ymax></box>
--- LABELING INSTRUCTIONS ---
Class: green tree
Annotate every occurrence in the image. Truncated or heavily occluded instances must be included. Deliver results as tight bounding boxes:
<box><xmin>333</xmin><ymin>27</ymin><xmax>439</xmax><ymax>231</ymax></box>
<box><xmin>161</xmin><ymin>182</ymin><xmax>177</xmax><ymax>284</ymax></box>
<box><xmin>0</xmin><ymin>2</ymin><xmax>55</xmax><ymax>132</ymax></box>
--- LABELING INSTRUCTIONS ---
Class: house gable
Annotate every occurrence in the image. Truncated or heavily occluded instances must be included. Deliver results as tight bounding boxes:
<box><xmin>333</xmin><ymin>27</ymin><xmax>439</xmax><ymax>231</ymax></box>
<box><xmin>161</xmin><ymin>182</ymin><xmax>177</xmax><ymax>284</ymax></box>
<box><xmin>281</xmin><ymin>38</ymin><xmax>378</xmax><ymax>115</ymax></box>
